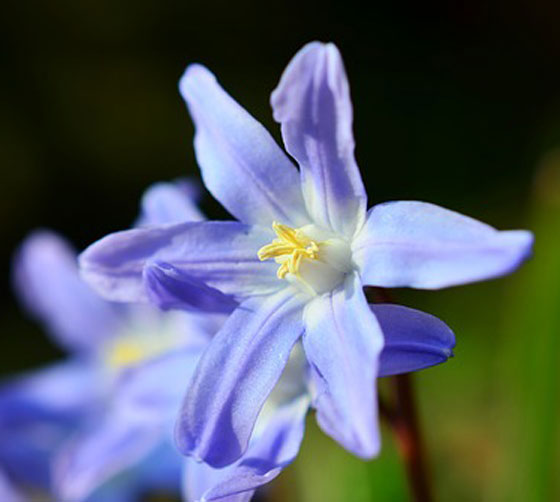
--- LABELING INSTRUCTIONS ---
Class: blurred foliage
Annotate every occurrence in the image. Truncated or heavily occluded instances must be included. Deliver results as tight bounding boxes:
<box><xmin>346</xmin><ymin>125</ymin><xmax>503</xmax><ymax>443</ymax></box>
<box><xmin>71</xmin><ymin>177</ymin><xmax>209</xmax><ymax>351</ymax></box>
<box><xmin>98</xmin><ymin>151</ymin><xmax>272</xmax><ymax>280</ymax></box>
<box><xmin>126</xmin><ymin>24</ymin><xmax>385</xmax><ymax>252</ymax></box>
<box><xmin>2</xmin><ymin>0</ymin><xmax>560</xmax><ymax>500</ymax></box>
<box><xmin>292</xmin><ymin>414</ymin><xmax>407</xmax><ymax>502</ymax></box>
<box><xmin>493</xmin><ymin>154</ymin><xmax>560</xmax><ymax>501</ymax></box>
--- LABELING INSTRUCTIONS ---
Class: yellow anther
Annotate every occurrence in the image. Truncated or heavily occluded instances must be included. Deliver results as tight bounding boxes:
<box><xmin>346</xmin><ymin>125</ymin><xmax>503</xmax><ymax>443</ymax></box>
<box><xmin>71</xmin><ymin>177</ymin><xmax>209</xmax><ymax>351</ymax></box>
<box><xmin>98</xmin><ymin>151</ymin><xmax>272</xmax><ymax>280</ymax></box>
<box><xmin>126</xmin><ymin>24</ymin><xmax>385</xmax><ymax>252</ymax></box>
<box><xmin>104</xmin><ymin>330</ymin><xmax>182</xmax><ymax>372</ymax></box>
<box><xmin>106</xmin><ymin>339</ymin><xmax>145</xmax><ymax>369</ymax></box>
<box><xmin>258</xmin><ymin>222</ymin><xmax>321</xmax><ymax>279</ymax></box>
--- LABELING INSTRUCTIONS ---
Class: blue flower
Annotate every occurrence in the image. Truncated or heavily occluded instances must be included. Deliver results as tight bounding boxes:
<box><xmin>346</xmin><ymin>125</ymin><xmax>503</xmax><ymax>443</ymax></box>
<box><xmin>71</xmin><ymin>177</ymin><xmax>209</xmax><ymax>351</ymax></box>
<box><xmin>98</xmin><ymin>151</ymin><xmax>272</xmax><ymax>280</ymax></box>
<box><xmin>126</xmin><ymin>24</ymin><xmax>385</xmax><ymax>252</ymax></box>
<box><xmin>79</xmin><ymin>41</ymin><xmax>532</xmax><ymax>475</ymax></box>
<box><xmin>183</xmin><ymin>306</ymin><xmax>456</xmax><ymax>502</ymax></box>
<box><xmin>3</xmin><ymin>190</ymin><xmax>455</xmax><ymax>502</ymax></box>
<box><xmin>2</xmin><ymin>180</ymin><xmax>220</xmax><ymax>501</ymax></box>
<box><xmin>50</xmin><ymin>283</ymin><xmax>454</xmax><ymax>502</ymax></box>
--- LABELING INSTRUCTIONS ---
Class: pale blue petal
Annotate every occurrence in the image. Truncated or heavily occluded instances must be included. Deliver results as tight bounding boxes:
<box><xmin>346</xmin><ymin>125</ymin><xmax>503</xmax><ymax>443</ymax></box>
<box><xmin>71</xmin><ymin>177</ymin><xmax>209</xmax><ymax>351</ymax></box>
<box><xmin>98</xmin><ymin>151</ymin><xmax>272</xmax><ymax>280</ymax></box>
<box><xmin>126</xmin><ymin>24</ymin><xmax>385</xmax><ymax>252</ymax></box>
<box><xmin>54</xmin><ymin>419</ymin><xmax>163</xmax><ymax>502</ymax></box>
<box><xmin>176</xmin><ymin>288</ymin><xmax>305</xmax><ymax>468</ymax></box>
<box><xmin>114</xmin><ymin>347</ymin><xmax>204</xmax><ymax>427</ymax></box>
<box><xmin>303</xmin><ymin>272</ymin><xmax>383</xmax><ymax>459</ymax></box>
<box><xmin>79</xmin><ymin>225</ymin><xmax>183</xmax><ymax>303</ymax></box>
<box><xmin>183</xmin><ymin>461</ymin><xmax>250</xmax><ymax>502</ymax></box>
<box><xmin>271</xmin><ymin>42</ymin><xmax>367</xmax><ymax>238</ymax></box>
<box><xmin>136</xmin><ymin>179</ymin><xmax>205</xmax><ymax>227</ymax></box>
<box><xmin>13</xmin><ymin>231</ymin><xmax>121</xmax><ymax>353</ymax></box>
<box><xmin>54</xmin><ymin>350</ymin><xmax>198</xmax><ymax>501</ymax></box>
<box><xmin>67</xmin><ymin>441</ymin><xmax>182</xmax><ymax>502</ymax></box>
<box><xmin>179</xmin><ymin>64</ymin><xmax>309</xmax><ymax>227</ymax></box>
<box><xmin>183</xmin><ymin>395</ymin><xmax>309</xmax><ymax>502</ymax></box>
<box><xmin>373</xmin><ymin>304</ymin><xmax>455</xmax><ymax>377</ymax></box>
<box><xmin>121</xmin><ymin>305</ymin><xmax>217</xmax><ymax>352</ymax></box>
<box><xmin>353</xmin><ymin>201</ymin><xmax>534</xmax><ymax>289</ymax></box>
<box><xmin>79</xmin><ymin>221</ymin><xmax>279</xmax><ymax>304</ymax></box>
<box><xmin>0</xmin><ymin>360</ymin><xmax>98</xmax><ymax>488</ymax></box>
<box><xmin>150</xmin><ymin>224</ymin><xmax>282</xmax><ymax>296</ymax></box>
<box><xmin>0</xmin><ymin>360</ymin><xmax>98</xmax><ymax>422</ymax></box>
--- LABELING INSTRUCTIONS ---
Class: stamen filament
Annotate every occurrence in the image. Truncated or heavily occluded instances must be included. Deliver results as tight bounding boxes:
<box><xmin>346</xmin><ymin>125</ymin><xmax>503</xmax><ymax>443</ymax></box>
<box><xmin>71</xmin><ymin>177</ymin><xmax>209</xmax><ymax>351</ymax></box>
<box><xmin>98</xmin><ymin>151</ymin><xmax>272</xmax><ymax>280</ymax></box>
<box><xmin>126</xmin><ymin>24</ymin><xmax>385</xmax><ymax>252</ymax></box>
<box><xmin>258</xmin><ymin>221</ymin><xmax>322</xmax><ymax>279</ymax></box>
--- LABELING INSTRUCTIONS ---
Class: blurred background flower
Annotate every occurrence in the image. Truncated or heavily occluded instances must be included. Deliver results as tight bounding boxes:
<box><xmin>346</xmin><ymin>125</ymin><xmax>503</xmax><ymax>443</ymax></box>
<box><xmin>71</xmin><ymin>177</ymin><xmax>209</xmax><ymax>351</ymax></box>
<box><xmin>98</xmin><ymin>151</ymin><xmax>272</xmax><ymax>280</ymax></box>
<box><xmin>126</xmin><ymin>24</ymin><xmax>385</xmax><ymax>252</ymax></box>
<box><xmin>1</xmin><ymin>1</ymin><xmax>560</xmax><ymax>500</ymax></box>
<box><xmin>2</xmin><ymin>179</ymin><xmax>222</xmax><ymax>501</ymax></box>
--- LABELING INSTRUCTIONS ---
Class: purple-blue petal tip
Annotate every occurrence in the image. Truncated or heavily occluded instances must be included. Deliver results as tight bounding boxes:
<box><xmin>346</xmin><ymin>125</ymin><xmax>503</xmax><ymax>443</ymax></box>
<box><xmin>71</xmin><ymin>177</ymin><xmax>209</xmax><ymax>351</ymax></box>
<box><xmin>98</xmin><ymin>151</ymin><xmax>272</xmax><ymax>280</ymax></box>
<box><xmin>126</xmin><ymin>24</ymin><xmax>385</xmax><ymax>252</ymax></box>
<box><xmin>179</xmin><ymin>63</ymin><xmax>214</xmax><ymax>101</ymax></box>
<box><xmin>372</xmin><ymin>304</ymin><xmax>456</xmax><ymax>377</ymax></box>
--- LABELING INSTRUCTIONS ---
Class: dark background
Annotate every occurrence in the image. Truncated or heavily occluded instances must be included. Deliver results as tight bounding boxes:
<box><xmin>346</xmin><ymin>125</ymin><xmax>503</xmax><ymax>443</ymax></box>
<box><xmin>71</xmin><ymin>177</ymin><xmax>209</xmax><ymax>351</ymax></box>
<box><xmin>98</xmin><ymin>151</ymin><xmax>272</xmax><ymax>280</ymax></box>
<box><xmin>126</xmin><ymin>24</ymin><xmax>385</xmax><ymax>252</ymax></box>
<box><xmin>2</xmin><ymin>1</ymin><xmax>560</xmax><ymax>500</ymax></box>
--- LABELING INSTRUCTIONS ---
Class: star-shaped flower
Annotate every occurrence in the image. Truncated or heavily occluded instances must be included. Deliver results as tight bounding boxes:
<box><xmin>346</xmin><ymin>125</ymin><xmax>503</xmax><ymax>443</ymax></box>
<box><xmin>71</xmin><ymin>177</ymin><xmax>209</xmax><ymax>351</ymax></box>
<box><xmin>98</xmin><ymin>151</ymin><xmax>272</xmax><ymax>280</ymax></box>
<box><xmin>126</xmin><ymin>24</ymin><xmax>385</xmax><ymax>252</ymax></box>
<box><xmin>80</xmin><ymin>42</ymin><xmax>533</xmax><ymax>470</ymax></box>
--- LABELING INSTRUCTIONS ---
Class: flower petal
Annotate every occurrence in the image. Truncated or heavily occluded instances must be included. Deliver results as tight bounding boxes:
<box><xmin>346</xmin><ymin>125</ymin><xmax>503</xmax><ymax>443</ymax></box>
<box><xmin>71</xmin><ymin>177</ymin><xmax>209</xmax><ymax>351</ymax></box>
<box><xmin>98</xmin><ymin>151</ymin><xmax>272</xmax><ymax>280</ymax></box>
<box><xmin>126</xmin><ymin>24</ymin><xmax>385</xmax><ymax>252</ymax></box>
<box><xmin>373</xmin><ymin>304</ymin><xmax>455</xmax><ymax>377</ymax></box>
<box><xmin>144</xmin><ymin>262</ymin><xmax>239</xmax><ymax>314</ymax></box>
<box><xmin>183</xmin><ymin>395</ymin><xmax>309</xmax><ymax>502</ymax></box>
<box><xmin>79</xmin><ymin>481</ymin><xmax>141</xmax><ymax>502</ymax></box>
<box><xmin>183</xmin><ymin>461</ymin><xmax>251</xmax><ymax>502</ymax></box>
<box><xmin>79</xmin><ymin>221</ymin><xmax>279</xmax><ymax>304</ymax></box>
<box><xmin>54</xmin><ymin>349</ymin><xmax>201</xmax><ymax>502</ymax></box>
<box><xmin>80</xmin><ymin>449</ymin><xmax>180</xmax><ymax>502</ymax></box>
<box><xmin>302</xmin><ymin>272</ymin><xmax>384</xmax><ymax>459</ymax></box>
<box><xmin>179</xmin><ymin>64</ymin><xmax>308</xmax><ymax>227</ymax></box>
<box><xmin>114</xmin><ymin>347</ymin><xmax>204</xmax><ymax>427</ymax></box>
<box><xmin>175</xmin><ymin>288</ymin><xmax>305</xmax><ymax>468</ymax></box>
<box><xmin>271</xmin><ymin>42</ymin><xmax>367</xmax><ymax>238</ymax></box>
<box><xmin>353</xmin><ymin>201</ymin><xmax>534</xmax><ymax>289</ymax></box>
<box><xmin>0</xmin><ymin>361</ymin><xmax>97</xmax><ymax>423</ymax></box>
<box><xmin>136</xmin><ymin>179</ymin><xmax>205</xmax><ymax>227</ymax></box>
<box><xmin>13</xmin><ymin>231</ymin><xmax>121</xmax><ymax>353</ymax></box>
<box><xmin>53</xmin><ymin>419</ymin><xmax>164</xmax><ymax>502</ymax></box>
<box><xmin>0</xmin><ymin>361</ymin><xmax>97</xmax><ymax>488</ymax></box>
<box><xmin>0</xmin><ymin>470</ymin><xmax>22</xmax><ymax>502</ymax></box>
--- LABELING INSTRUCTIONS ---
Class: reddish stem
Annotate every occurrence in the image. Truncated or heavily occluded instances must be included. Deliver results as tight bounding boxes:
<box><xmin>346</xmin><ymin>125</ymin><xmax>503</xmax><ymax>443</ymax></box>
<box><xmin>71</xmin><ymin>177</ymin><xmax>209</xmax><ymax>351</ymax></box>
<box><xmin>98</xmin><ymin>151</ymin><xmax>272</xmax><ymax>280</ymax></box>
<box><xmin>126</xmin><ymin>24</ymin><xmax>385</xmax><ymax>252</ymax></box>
<box><xmin>389</xmin><ymin>373</ymin><xmax>433</xmax><ymax>502</ymax></box>
<box><xmin>368</xmin><ymin>287</ymin><xmax>433</xmax><ymax>500</ymax></box>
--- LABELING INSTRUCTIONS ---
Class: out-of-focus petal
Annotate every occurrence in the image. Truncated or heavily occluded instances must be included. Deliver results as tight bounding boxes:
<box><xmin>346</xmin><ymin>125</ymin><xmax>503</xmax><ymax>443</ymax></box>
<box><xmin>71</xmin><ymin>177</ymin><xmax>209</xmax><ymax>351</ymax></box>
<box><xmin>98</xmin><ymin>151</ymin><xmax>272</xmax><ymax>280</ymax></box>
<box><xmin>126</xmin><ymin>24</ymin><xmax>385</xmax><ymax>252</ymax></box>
<box><xmin>74</xmin><ymin>441</ymin><xmax>183</xmax><ymax>502</ymax></box>
<box><xmin>0</xmin><ymin>470</ymin><xmax>23</xmax><ymax>502</ymax></box>
<box><xmin>54</xmin><ymin>419</ymin><xmax>164</xmax><ymax>502</ymax></box>
<box><xmin>0</xmin><ymin>361</ymin><xmax>98</xmax><ymax>488</ymax></box>
<box><xmin>183</xmin><ymin>395</ymin><xmax>309</xmax><ymax>502</ymax></box>
<box><xmin>373</xmin><ymin>304</ymin><xmax>455</xmax><ymax>377</ymax></box>
<box><xmin>353</xmin><ymin>201</ymin><xmax>534</xmax><ymax>289</ymax></box>
<box><xmin>132</xmin><ymin>440</ymin><xmax>184</xmax><ymax>496</ymax></box>
<box><xmin>179</xmin><ymin>64</ymin><xmax>309</xmax><ymax>228</ymax></box>
<box><xmin>303</xmin><ymin>272</ymin><xmax>383</xmax><ymax>459</ymax></box>
<box><xmin>136</xmin><ymin>179</ymin><xmax>205</xmax><ymax>227</ymax></box>
<box><xmin>79</xmin><ymin>221</ymin><xmax>279</xmax><ymax>304</ymax></box>
<box><xmin>121</xmin><ymin>306</ymin><xmax>217</xmax><ymax>352</ymax></box>
<box><xmin>114</xmin><ymin>347</ymin><xmax>204</xmax><ymax>427</ymax></box>
<box><xmin>55</xmin><ymin>347</ymin><xmax>202</xmax><ymax>502</ymax></box>
<box><xmin>271</xmin><ymin>42</ymin><xmax>367</xmax><ymax>238</ymax></box>
<box><xmin>176</xmin><ymin>288</ymin><xmax>306</xmax><ymax>468</ymax></box>
<box><xmin>13</xmin><ymin>231</ymin><xmax>121</xmax><ymax>353</ymax></box>
<box><xmin>82</xmin><ymin>477</ymin><xmax>144</xmax><ymax>502</ymax></box>
<box><xmin>0</xmin><ymin>361</ymin><xmax>98</xmax><ymax>422</ymax></box>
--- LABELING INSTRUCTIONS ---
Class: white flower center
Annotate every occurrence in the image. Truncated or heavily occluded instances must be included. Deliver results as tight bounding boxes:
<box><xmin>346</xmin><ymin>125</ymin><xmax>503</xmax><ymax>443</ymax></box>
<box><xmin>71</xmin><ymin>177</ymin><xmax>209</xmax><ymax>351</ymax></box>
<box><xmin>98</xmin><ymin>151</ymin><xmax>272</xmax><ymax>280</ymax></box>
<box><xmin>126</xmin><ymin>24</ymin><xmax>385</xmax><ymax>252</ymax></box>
<box><xmin>258</xmin><ymin>222</ymin><xmax>353</xmax><ymax>295</ymax></box>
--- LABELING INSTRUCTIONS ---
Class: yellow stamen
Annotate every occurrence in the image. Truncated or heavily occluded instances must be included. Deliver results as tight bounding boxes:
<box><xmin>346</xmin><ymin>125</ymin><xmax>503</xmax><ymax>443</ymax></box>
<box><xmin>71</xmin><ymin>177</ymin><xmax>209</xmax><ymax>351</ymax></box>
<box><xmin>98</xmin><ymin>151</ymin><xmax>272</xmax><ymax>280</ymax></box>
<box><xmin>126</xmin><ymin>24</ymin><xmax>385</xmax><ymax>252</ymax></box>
<box><xmin>104</xmin><ymin>330</ymin><xmax>182</xmax><ymax>371</ymax></box>
<box><xmin>106</xmin><ymin>339</ymin><xmax>145</xmax><ymax>368</ymax></box>
<box><xmin>258</xmin><ymin>222</ymin><xmax>321</xmax><ymax>279</ymax></box>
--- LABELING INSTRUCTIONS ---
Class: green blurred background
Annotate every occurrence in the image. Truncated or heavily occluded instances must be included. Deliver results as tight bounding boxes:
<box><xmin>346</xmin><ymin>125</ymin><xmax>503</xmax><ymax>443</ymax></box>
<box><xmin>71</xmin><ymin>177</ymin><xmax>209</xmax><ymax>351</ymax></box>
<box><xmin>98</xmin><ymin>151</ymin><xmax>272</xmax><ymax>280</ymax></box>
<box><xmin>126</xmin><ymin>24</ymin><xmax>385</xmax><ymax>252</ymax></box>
<box><xmin>1</xmin><ymin>0</ymin><xmax>560</xmax><ymax>500</ymax></box>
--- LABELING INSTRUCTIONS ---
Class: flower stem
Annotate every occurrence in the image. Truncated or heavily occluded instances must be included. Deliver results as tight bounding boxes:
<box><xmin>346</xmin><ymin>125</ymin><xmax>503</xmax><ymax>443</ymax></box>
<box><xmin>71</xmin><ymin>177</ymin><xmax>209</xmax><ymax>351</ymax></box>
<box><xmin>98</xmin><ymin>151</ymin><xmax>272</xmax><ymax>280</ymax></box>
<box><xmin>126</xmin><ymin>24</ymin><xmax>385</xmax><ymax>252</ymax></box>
<box><xmin>390</xmin><ymin>373</ymin><xmax>433</xmax><ymax>502</ymax></box>
<box><xmin>366</xmin><ymin>287</ymin><xmax>433</xmax><ymax>500</ymax></box>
